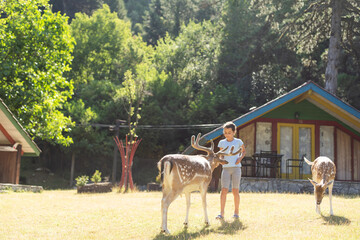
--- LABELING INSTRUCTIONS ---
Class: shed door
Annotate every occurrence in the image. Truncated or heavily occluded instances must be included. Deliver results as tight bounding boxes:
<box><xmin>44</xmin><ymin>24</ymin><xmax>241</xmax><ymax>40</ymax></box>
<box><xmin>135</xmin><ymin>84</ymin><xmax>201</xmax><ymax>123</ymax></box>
<box><xmin>336</xmin><ymin>129</ymin><xmax>352</xmax><ymax>180</ymax></box>
<box><xmin>278</xmin><ymin>123</ymin><xmax>314</xmax><ymax>179</ymax></box>
<box><xmin>354</xmin><ymin>139</ymin><xmax>360</xmax><ymax>181</ymax></box>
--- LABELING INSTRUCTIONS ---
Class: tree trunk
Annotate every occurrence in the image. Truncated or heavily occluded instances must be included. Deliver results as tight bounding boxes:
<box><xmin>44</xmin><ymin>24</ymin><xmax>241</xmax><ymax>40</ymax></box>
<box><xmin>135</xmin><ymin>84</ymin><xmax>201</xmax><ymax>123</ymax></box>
<box><xmin>112</xmin><ymin>120</ymin><xmax>121</xmax><ymax>184</ymax></box>
<box><xmin>124</xmin><ymin>152</ymin><xmax>128</xmax><ymax>192</ymax></box>
<box><xmin>325</xmin><ymin>0</ymin><xmax>343</xmax><ymax>95</ymax></box>
<box><xmin>70</xmin><ymin>152</ymin><xmax>75</xmax><ymax>187</ymax></box>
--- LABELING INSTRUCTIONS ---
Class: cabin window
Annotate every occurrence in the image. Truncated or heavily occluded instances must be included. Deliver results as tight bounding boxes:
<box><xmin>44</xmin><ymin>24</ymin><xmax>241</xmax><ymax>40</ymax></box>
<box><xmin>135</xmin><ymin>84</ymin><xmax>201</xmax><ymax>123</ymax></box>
<box><xmin>320</xmin><ymin>126</ymin><xmax>334</xmax><ymax>160</ymax></box>
<box><xmin>279</xmin><ymin>125</ymin><xmax>293</xmax><ymax>174</ymax></box>
<box><xmin>299</xmin><ymin>127</ymin><xmax>312</xmax><ymax>175</ymax></box>
<box><xmin>256</xmin><ymin>122</ymin><xmax>272</xmax><ymax>153</ymax></box>
<box><xmin>238</xmin><ymin>123</ymin><xmax>255</xmax><ymax>156</ymax></box>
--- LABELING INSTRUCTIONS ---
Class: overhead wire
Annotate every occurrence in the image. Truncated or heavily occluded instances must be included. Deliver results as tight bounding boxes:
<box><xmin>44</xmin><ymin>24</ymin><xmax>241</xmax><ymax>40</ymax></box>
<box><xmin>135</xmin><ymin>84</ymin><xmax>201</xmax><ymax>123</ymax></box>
<box><xmin>79</xmin><ymin>123</ymin><xmax>222</xmax><ymax>130</ymax></box>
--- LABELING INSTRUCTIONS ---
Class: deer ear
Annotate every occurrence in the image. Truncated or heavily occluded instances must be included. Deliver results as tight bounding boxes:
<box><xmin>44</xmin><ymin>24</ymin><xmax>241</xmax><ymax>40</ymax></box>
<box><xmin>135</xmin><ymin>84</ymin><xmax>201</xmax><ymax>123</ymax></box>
<box><xmin>308</xmin><ymin>178</ymin><xmax>317</xmax><ymax>187</ymax></box>
<box><xmin>218</xmin><ymin>160</ymin><xmax>228</xmax><ymax>165</ymax></box>
<box><xmin>324</xmin><ymin>180</ymin><xmax>334</xmax><ymax>187</ymax></box>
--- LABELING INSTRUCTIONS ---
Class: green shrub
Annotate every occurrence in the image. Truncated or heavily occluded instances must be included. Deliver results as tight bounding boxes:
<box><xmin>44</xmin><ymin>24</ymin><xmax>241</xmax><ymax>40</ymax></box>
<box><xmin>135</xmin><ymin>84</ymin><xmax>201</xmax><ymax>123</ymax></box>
<box><xmin>75</xmin><ymin>175</ymin><xmax>89</xmax><ymax>187</ymax></box>
<box><xmin>91</xmin><ymin>170</ymin><xmax>102</xmax><ymax>184</ymax></box>
<box><xmin>155</xmin><ymin>172</ymin><xmax>161</xmax><ymax>183</ymax></box>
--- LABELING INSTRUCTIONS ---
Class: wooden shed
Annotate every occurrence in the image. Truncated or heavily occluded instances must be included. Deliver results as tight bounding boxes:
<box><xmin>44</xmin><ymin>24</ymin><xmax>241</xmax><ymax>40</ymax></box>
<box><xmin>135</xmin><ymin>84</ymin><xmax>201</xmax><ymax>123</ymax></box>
<box><xmin>186</xmin><ymin>81</ymin><xmax>360</xmax><ymax>182</ymax></box>
<box><xmin>0</xmin><ymin>98</ymin><xmax>41</xmax><ymax>184</ymax></box>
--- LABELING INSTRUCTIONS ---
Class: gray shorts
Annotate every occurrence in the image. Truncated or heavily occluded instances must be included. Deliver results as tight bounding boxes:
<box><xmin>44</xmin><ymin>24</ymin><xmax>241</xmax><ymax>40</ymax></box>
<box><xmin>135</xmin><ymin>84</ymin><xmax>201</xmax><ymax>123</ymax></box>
<box><xmin>221</xmin><ymin>167</ymin><xmax>242</xmax><ymax>189</ymax></box>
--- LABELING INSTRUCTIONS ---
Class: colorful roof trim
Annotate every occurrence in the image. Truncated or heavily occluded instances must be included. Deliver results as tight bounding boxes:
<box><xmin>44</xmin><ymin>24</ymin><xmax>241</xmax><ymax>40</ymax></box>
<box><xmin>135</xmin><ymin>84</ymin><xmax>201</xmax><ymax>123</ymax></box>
<box><xmin>184</xmin><ymin>81</ymin><xmax>360</xmax><ymax>153</ymax></box>
<box><xmin>0</xmin><ymin>98</ymin><xmax>41</xmax><ymax>156</ymax></box>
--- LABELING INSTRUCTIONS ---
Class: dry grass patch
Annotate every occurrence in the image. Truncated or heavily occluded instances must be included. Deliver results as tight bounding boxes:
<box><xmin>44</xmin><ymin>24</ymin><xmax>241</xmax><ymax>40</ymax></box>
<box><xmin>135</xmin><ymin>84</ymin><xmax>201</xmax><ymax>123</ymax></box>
<box><xmin>0</xmin><ymin>190</ymin><xmax>359</xmax><ymax>239</ymax></box>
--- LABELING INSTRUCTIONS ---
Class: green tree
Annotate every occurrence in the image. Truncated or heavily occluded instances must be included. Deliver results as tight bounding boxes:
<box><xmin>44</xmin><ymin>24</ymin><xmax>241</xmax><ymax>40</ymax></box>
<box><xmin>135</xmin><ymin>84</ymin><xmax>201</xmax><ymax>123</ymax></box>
<box><xmin>0</xmin><ymin>0</ymin><xmax>75</xmax><ymax>146</ymax></box>
<box><xmin>49</xmin><ymin>0</ymin><xmax>103</xmax><ymax>21</ymax></box>
<box><xmin>115</xmin><ymin>63</ymin><xmax>158</xmax><ymax>143</ymax></box>
<box><xmin>273</xmin><ymin>0</ymin><xmax>360</xmax><ymax>96</ymax></box>
<box><xmin>138</xmin><ymin>21</ymin><xmax>224</xmax><ymax>158</ymax></box>
<box><xmin>196</xmin><ymin>0</ymin><xmax>225</xmax><ymax>22</ymax></box>
<box><xmin>142</xmin><ymin>0</ymin><xmax>225</xmax><ymax>44</ymax></box>
<box><xmin>217</xmin><ymin>0</ymin><xmax>268</xmax><ymax>107</ymax></box>
<box><xmin>143</xmin><ymin>0</ymin><xmax>166</xmax><ymax>45</ymax></box>
<box><xmin>104</xmin><ymin>0</ymin><xmax>127</xmax><ymax>19</ymax></box>
<box><xmin>162</xmin><ymin>0</ymin><xmax>199</xmax><ymax>37</ymax></box>
<box><xmin>65</xmin><ymin>5</ymin><xmax>130</xmax><ymax>178</ymax></box>
<box><xmin>69</xmin><ymin>4</ymin><xmax>132</xmax><ymax>86</ymax></box>
<box><xmin>154</xmin><ymin>21</ymin><xmax>220</xmax><ymax>94</ymax></box>
<box><xmin>124</xmin><ymin>0</ymin><xmax>149</xmax><ymax>34</ymax></box>
<box><xmin>63</xmin><ymin>4</ymin><xmax>159</xmax><ymax>182</ymax></box>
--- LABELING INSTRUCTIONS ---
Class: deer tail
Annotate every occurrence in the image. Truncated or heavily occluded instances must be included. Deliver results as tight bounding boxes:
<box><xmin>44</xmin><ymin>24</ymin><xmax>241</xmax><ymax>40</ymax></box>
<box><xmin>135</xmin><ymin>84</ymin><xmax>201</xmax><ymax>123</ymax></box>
<box><xmin>158</xmin><ymin>158</ymin><xmax>173</xmax><ymax>183</ymax></box>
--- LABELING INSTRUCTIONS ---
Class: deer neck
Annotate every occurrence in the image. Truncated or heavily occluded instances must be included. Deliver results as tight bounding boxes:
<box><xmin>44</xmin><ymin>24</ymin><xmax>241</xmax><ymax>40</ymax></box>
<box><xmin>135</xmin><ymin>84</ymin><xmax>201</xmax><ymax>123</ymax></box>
<box><xmin>204</xmin><ymin>155</ymin><xmax>218</xmax><ymax>172</ymax></box>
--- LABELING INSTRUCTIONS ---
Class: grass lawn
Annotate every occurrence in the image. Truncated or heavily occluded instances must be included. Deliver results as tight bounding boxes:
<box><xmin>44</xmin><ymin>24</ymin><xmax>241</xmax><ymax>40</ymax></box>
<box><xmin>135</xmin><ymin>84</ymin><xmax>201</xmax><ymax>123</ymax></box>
<box><xmin>0</xmin><ymin>190</ymin><xmax>359</xmax><ymax>240</ymax></box>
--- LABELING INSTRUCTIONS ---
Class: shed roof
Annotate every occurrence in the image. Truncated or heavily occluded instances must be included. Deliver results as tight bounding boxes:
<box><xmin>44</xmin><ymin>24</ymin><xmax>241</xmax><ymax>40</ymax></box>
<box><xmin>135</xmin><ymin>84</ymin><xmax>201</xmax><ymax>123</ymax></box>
<box><xmin>0</xmin><ymin>98</ymin><xmax>41</xmax><ymax>156</ymax></box>
<box><xmin>184</xmin><ymin>81</ymin><xmax>360</xmax><ymax>153</ymax></box>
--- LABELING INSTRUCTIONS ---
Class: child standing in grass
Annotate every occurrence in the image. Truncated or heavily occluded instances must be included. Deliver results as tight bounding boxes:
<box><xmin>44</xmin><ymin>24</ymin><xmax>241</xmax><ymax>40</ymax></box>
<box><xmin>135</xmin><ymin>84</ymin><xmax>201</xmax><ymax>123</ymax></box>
<box><xmin>216</xmin><ymin>121</ymin><xmax>245</xmax><ymax>220</ymax></box>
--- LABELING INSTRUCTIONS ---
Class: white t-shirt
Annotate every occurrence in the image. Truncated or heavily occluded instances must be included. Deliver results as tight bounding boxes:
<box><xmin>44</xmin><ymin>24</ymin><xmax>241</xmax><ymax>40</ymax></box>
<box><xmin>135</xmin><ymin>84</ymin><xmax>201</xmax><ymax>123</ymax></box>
<box><xmin>218</xmin><ymin>138</ymin><xmax>243</xmax><ymax>168</ymax></box>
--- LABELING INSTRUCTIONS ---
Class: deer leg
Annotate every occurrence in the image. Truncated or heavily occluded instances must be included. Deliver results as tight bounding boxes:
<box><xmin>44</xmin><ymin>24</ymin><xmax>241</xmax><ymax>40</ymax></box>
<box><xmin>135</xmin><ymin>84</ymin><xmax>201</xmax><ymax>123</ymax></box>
<box><xmin>161</xmin><ymin>191</ymin><xmax>179</xmax><ymax>234</ymax></box>
<box><xmin>316</xmin><ymin>202</ymin><xmax>321</xmax><ymax>214</ymax></box>
<box><xmin>184</xmin><ymin>192</ymin><xmax>191</xmax><ymax>227</ymax></box>
<box><xmin>328</xmin><ymin>183</ymin><xmax>334</xmax><ymax>216</ymax></box>
<box><xmin>200</xmin><ymin>184</ymin><xmax>209</xmax><ymax>226</ymax></box>
<box><xmin>161</xmin><ymin>191</ymin><xmax>170</xmax><ymax>234</ymax></box>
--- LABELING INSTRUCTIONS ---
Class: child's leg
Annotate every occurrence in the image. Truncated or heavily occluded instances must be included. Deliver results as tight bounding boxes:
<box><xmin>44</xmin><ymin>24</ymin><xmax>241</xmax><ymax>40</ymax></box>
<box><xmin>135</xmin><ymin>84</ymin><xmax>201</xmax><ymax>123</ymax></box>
<box><xmin>232</xmin><ymin>168</ymin><xmax>242</xmax><ymax>215</ymax></box>
<box><xmin>232</xmin><ymin>188</ymin><xmax>239</xmax><ymax>215</ymax></box>
<box><xmin>220</xmin><ymin>188</ymin><xmax>228</xmax><ymax>216</ymax></box>
<box><xmin>220</xmin><ymin>168</ymin><xmax>231</xmax><ymax>217</ymax></box>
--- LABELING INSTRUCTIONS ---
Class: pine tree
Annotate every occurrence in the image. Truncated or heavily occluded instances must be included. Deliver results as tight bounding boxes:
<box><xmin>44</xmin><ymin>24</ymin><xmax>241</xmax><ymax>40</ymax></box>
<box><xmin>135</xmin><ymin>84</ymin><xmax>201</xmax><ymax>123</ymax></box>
<box><xmin>104</xmin><ymin>0</ymin><xmax>128</xmax><ymax>19</ymax></box>
<box><xmin>275</xmin><ymin>0</ymin><xmax>360</xmax><ymax>96</ymax></box>
<box><xmin>143</xmin><ymin>0</ymin><xmax>166</xmax><ymax>45</ymax></box>
<box><xmin>217</xmin><ymin>0</ymin><xmax>258</xmax><ymax>102</ymax></box>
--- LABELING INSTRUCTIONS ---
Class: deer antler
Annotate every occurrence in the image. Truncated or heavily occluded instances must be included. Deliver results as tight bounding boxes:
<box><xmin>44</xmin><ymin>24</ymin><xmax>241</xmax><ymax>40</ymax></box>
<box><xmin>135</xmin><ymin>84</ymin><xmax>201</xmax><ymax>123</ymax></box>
<box><xmin>228</xmin><ymin>146</ymin><xmax>243</xmax><ymax>156</ymax></box>
<box><xmin>217</xmin><ymin>146</ymin><xmax>243</xmax><ymax>158</ymax></box>
<box><xmin>191</xmin><ymin>133</ymin><xmax>214</xmax><ymax>155</ymax></box>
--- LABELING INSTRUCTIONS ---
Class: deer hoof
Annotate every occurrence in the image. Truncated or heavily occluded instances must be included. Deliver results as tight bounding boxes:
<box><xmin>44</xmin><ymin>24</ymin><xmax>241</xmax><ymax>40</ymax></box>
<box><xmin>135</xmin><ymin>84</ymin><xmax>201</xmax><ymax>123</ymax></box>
<box><xmin>160</xmin><ymin>229</ymin><xmax>170</xmax><ymax>235</ymax></box>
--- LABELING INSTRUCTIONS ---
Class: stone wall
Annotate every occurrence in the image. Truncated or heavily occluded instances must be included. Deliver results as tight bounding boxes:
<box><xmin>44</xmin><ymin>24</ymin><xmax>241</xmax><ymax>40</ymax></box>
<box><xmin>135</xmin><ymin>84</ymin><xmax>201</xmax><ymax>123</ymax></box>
<box><xmin>0</xmin><ymin>183</ymin><xmax>43</xmax><ymax>193</ymax></box>
<box><xmin>240</xmin><ymin>177</ymin><xmax>360</xmax><ymax>195</ymax></box>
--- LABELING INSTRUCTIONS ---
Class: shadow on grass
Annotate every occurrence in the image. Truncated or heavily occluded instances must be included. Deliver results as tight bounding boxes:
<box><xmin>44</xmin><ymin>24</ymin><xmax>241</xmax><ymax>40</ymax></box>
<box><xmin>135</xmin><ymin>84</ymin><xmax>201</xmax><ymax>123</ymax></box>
<box><xmin>216</xmin><ymin>219</ymin><xmax>246</xmax><ymax>234</ymax></box>
<box><xmin>153</xmin><ymin>219</ymin><xmax>246</xmax><ymax>240</ymax></box>
<box><xmin>321</xmin><ymin>214</ymin><xmax>351</xmax><ymax>225</ymax></box>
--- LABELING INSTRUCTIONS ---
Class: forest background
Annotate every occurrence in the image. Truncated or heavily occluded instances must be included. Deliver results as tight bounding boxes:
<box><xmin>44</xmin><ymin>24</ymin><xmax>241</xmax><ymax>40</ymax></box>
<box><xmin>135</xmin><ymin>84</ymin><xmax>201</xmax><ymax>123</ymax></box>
<box><xmin>1</xmin><ymin>0</ymin><xmax>359</xmax><ymax>187</ymax></box>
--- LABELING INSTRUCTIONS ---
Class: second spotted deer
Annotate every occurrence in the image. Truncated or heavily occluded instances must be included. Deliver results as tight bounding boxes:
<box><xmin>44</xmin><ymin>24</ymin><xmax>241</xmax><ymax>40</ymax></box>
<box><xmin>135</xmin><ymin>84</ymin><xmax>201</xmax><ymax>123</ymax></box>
<box><xmin>304</xmin><ymin>156</ymin><xmax>336</xmax><ymax>215</ymax></box>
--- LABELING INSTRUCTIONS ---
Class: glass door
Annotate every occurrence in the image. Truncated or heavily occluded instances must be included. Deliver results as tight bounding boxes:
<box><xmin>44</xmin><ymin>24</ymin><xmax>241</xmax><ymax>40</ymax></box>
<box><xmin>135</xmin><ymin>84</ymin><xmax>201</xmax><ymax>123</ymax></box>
<box><xmin>278</xmin><ymin>123</ymin><xmax>314</xmax><ymax>179</ymax></box>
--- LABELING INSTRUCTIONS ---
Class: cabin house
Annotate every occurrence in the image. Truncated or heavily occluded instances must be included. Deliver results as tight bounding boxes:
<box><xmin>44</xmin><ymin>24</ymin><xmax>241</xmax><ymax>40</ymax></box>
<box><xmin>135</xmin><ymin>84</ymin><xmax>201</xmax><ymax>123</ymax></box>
<box><xmin>0</xmin><ymin>98</ymin><xmax>41</xmax><ymax>184</ymax></box>
<box><xmin>185</xmin><ymin>81</ymin><xmax>360</xmax><ymax>184</ymax></box>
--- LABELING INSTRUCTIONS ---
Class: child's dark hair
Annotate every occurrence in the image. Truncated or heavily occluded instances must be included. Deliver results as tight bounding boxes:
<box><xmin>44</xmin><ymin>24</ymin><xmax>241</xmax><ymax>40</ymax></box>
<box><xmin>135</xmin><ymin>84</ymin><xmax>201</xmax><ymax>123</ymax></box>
<box><xmin>223</xmin><ymin>121</ymin><xmax>236</xmax><ymax>132</ymax></box>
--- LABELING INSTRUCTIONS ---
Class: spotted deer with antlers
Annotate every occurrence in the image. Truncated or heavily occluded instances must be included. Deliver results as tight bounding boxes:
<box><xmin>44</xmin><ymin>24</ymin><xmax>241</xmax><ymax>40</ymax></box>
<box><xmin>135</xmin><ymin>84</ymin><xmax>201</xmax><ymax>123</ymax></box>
<box><xmin>304</xmin><ymin>156</ymin><xmax>336</xmax><ymax>215</ymax></box>
<box><xmin>158</xmin><ymin>133</ymin><xmax>242</xmax><ymax>234</ymax></box>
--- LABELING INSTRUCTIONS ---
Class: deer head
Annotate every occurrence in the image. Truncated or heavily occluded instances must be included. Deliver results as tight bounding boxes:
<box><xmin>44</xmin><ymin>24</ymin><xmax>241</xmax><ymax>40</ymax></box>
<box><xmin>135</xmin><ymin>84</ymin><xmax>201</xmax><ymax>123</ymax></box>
<box><xmin>191</xmin><ymin>133</ymin><xmax>242</xmax><ymax>170</ymax></box>
<box><xmin>308</xmin><ymin>179</ymin><xmax>334</xmax><ymax>205</ymax></box>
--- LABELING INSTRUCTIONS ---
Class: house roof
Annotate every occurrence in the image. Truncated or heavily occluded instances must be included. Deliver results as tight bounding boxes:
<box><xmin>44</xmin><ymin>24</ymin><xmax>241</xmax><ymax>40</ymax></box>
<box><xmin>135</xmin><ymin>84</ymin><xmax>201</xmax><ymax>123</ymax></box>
<box><xmin>0</xmin><ymin>98</ymin><xmax>41</xmax><ymax>156</ymax></box>
<box><xmin>184</xmin><ymin>81</ymin><xmax>360</xmax><ymax>154</ymax></box>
